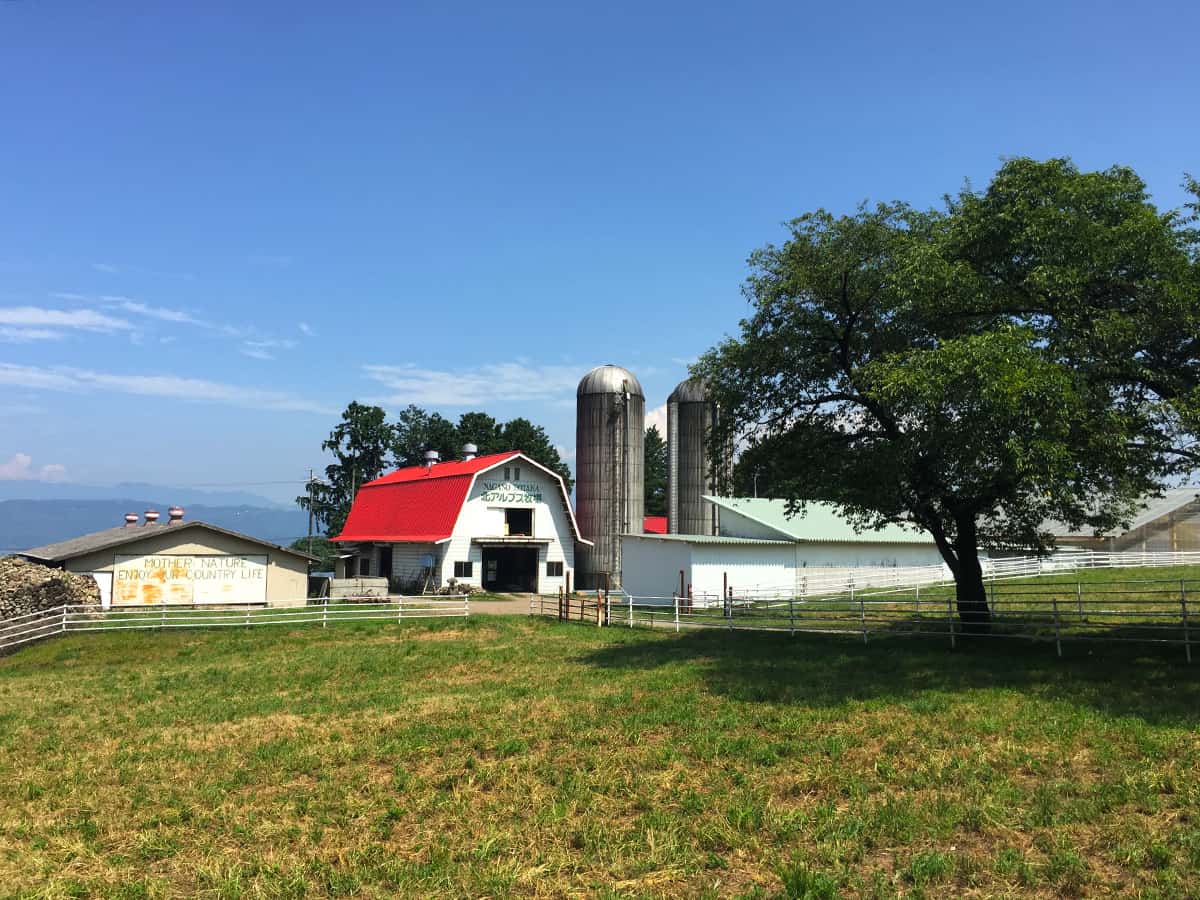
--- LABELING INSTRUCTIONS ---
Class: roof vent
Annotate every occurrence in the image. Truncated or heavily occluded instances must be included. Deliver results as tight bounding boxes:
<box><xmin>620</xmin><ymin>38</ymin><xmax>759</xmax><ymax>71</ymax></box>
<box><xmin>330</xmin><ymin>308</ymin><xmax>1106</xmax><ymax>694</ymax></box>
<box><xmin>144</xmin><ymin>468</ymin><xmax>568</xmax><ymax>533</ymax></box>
<box><xmin>168</xmin><ymin>505</ymin><xmax>185</xmax><ymax>524</ymax></box>
<box><xmin>462</xmin><ymin>443</ymin><xmax>478</xmax><ymax>461</ymax></box>
<box><xmin>144</xmin><ymin>509</ymin><xmax>160</xmax><ymax>526</ymax></box>
<box><xmin>123</xmin><ymin>513</ymin><xmax>138</xmax><ymax>528</ymax></box>
<box><xmin>423</xmin><ymin>449</ymin><xmax>440</xmax><ymax>468</ymax></box>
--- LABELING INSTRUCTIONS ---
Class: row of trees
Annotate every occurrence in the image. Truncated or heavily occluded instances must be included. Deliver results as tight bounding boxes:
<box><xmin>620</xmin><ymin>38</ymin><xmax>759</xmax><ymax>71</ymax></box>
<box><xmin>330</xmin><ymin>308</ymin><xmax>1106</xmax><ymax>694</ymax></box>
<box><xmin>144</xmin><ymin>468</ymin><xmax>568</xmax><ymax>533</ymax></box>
<box><xmin>298</xmin><ymin>403</ymin><xmax>573</xmax><ymax>536</ymax></box>
<box><xmin>698</xmin><ymin>158</ymin><xmax>1200</xmax><ymax>629</ymax></box>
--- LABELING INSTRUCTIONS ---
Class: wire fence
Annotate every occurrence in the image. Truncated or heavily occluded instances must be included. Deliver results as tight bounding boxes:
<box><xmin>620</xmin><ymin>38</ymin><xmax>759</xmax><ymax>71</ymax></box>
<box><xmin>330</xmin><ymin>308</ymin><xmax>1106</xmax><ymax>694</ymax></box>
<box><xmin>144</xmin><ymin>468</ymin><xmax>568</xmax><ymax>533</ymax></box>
<box><xmin>0</xmin><ymin>596</ymin><xmax>470</xmax><ymax>655</ymax></box>
<box><xmin>533</xmin><ymin>576</ymin><xmax>1196</xmax><ymax>661</ymax></box>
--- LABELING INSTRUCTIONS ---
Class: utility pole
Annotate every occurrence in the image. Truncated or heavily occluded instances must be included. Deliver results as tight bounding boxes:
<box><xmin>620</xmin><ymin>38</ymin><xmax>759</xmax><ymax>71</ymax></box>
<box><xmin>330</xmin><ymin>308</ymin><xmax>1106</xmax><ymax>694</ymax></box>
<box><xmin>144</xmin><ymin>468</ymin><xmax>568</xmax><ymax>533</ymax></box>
<box><xmin>307</xmin><ymin>469</ymin><xmax>315</xmax><ymax>556</ymax></box>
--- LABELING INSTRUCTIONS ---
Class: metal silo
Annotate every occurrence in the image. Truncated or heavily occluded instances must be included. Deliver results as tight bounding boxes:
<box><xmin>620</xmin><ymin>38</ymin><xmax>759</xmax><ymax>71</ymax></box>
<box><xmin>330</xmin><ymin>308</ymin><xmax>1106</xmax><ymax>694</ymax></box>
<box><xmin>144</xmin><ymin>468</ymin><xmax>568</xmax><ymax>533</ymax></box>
<box><xmin>575</xmin><ymin>364</ymin><xmax>644</xmax><ymax>589</ymax></box>
<box><xmin>668</xmin><ymin>377</ymin><xmax>721</xmax><ymax>535</ymax></box>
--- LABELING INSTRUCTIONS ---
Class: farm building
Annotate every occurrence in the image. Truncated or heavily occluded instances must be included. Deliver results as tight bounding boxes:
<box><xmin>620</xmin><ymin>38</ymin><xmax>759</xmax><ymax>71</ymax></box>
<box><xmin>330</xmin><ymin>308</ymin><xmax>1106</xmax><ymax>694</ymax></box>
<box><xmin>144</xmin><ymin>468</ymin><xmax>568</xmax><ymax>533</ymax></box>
<box><xmin>334</xmin><ymin>450</ymin><xmax>588</xmax><ymax>594</ymax></box>
<box><xmin>19</xmin><ymin>509</ymin><xmax>313</xmax><ymax>608</ymax></box>
<box><xmin>1046</xmin><ymin>487</ymin><xmax>1200</xmax><ymax>552</ymax></box>
<box><xmin>620</xmin><ymin>496</ymin><xmax>944</xmax><ymax>600</ymax></box>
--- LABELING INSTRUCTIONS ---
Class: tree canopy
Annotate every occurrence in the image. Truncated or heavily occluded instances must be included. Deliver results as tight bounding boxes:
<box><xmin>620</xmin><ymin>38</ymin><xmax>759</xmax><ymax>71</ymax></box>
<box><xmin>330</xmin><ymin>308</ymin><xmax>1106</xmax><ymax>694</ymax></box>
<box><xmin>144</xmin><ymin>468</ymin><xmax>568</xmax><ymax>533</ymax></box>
<box><xmin>299</xmin><ymin>403</ymin><xmax>573</xmax><ymax>536</ymax></box>
<box><xmin>697</xmin><ymin>158</ymin><xmax>1199</xmax><ymax>628</ymax></box>
<box><xmin>644</xmin><ymin>425</ymin><xmax>667</xmax><ymax>516</ymax></box>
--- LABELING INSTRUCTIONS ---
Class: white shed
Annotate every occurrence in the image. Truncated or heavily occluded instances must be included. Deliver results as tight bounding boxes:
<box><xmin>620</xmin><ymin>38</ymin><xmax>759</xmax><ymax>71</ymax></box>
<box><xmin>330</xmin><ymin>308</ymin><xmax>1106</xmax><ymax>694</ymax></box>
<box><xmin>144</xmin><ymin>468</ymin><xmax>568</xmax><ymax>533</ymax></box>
<box><xmin>620</xmin><ymin>496</ymin><xmax>948</xmax><ymax>602</ymax></box>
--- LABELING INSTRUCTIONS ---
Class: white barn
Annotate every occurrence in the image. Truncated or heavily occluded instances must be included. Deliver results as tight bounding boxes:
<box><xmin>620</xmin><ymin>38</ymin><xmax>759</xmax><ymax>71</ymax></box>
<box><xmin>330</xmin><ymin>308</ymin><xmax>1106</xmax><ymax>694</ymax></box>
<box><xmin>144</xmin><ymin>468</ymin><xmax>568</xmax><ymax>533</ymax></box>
<box><xmin>621</xmin><ymin>496</ymin><xmax>946</xmax><ymax>600</ymax></box>
<box><xmin>335</xmin><ymin>451</ymin><xmax>588</xmax><ymax>594</ymax></box>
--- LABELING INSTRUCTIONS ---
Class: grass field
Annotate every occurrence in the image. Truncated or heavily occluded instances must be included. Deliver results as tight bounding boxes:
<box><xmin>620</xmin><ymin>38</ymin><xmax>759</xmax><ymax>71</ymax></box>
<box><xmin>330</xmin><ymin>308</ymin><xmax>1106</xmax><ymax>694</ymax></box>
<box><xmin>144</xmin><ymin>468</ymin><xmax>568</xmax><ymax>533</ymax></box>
<box><xmin>2</xmin><ymin>612</ymin><xmax>1199</xmax><ymax>897</ymax></box>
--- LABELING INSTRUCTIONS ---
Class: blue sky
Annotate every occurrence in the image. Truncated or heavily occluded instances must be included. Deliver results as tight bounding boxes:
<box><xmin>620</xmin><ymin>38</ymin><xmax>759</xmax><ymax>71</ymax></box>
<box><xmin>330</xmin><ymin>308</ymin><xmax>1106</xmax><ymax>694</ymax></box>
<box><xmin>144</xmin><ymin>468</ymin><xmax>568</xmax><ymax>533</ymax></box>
<box><xmin>1</xmin><ymin>0</ymin><xmax>1197</xmax><ymax>503</ymax></box>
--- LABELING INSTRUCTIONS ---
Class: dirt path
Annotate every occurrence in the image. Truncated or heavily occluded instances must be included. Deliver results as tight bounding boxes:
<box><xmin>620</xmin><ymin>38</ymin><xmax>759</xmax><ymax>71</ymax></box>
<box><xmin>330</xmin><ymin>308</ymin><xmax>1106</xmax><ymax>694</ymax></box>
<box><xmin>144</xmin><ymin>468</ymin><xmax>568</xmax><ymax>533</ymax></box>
<box><xmin>467</xmin><ymin>596</ymin><xmax>535</xmax><ymax>615</ymax></box>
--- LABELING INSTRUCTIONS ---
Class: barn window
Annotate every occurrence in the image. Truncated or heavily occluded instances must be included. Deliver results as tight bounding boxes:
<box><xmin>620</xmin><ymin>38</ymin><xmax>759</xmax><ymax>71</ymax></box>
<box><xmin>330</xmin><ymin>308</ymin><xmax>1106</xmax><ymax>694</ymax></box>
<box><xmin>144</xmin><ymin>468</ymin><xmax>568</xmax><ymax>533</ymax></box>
<box><xmin>546</xmin><ymin>561</ymin><xmax>564</xmax><ymax>577</ymax></box>
<box><xmin>358</xmin><ymin>557</ymin><xmax>371</xmax><ymax>577</ymax></box>
<box><xmin>505</xmin><ymin>508</ymin><xmax>533</xmax><ymax>536</ymax></box>
<box><xmin>454</xmin><ymin>561</ymin><xmax>473</xmax><ymax>578</ymax></box>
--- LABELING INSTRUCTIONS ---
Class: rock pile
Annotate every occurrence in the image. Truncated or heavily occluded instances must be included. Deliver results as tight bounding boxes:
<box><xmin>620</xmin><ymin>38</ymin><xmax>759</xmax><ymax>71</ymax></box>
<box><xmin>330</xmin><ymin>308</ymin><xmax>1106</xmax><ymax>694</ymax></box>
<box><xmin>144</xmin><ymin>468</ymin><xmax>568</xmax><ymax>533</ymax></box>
<box><xmin>0</xmin><ymin>556</ymin><xmax>100</xmax><ymax>621</ymax></box>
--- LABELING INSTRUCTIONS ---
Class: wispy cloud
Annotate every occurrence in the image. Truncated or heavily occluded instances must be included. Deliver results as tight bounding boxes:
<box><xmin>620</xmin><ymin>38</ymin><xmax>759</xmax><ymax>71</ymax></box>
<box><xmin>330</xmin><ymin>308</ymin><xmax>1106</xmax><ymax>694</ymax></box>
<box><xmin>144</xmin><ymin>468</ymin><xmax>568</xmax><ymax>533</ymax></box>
<box><xmin>298</xmin><ymin>322</ymin><xmax>315</xmax><ymax>337</ymax></box>
<box><xmin>241</xmin><ymin>338</ymin><xmax>297</xmax><ymax>361</ymax></box>
<box><xmin>0</xmin><ymin>306</ymin><xmax>133</xmax><ymax>333</ymax></box>
<box><xmin>363</xmin><ymin>361</ymin><xmax>584</xmax><ymax>406</ymax></box>
<box><xmin>0</xmin><ymin>327</ymin><xmax>67</xmax><ymax>343</ymax></box>
<box><xmin>0</xmin><ymin>363</ymin><xmax>334</xmax><ymax>414</ymax></box>
<box><xmin>0</xmin><ymin>452</ymin><xmax>67</xmax><ymax>482</ymax></box>
<box><xmin>108</xmin><ymin>298</ymin><xmax>204</xmax><ymax>325</ymax></box>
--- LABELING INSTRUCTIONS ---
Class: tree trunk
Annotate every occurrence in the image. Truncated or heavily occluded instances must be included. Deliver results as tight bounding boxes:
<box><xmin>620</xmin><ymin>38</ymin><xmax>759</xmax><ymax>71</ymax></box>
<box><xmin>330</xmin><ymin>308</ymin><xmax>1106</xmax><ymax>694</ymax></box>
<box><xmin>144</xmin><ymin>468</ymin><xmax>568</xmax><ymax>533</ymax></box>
<box><xmin>953</xmin><ymin>517</ymin><xmax>991</xmax><ymax>634</ymax></box>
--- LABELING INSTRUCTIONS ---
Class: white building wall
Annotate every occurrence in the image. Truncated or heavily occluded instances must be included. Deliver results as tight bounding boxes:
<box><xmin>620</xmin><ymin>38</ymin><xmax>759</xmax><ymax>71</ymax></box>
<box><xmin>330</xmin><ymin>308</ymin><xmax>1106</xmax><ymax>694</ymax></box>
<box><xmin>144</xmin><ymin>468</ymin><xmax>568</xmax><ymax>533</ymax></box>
<box><xmin>620</xmin><ymin>536</ymin><xmax>693</xmax><ymax>601</ymax></box>
<box><xmin>439</xmin><ymin>461</ymin><xmax>576</xmax><ymax>593</ymax></box>
<box><xmin>691</xmin><ymin>543</ymin><xmax>797</xmax><ymax>599</ymax></box>
<box><xmin>388</xmin><ymin>543</ymin><xmax>439</xmax><ymax>590</ymax></box>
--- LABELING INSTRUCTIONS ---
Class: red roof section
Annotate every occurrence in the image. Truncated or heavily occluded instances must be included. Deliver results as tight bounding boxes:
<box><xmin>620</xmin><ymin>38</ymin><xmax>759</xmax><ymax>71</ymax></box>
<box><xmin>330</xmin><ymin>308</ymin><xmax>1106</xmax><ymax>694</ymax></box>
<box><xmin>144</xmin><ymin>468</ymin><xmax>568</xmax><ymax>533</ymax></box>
<box><xmin>643</xmin><ymin>516</ymin><xmax>667</xmax><ymax>534</ymax></box>
<box><xmin>335</xmin><ymin>452</ymin><xmax>522</xmax><ymax>543</ymax></box>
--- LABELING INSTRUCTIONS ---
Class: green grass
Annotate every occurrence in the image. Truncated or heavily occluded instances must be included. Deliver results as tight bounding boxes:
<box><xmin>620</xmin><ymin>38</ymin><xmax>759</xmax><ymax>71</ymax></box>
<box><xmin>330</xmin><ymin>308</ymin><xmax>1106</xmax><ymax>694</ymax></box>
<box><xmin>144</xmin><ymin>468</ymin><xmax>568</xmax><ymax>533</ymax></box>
<box><xmin>1</xmin><ymin>613</ymin><xmax>1199</xmax><ymax>897</ymax></box>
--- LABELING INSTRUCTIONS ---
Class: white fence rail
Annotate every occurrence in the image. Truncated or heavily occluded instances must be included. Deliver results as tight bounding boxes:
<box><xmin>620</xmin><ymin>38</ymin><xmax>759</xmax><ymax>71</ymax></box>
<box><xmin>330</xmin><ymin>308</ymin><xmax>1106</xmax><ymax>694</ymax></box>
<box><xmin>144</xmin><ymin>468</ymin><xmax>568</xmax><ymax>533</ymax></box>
<box><xmin>532</xmin><ymin>551</ymin><xmax>1200</xmax><ymax>660</ymax></box>
<box><xmin>0</xmin><ymin>597</ymin><xmax>469</xmax><ymax>654</ymax></box>
<box><xmin>667</xmin><ymin>550</ymin><xmax>1200</xmax><ymax>606</ymax></box>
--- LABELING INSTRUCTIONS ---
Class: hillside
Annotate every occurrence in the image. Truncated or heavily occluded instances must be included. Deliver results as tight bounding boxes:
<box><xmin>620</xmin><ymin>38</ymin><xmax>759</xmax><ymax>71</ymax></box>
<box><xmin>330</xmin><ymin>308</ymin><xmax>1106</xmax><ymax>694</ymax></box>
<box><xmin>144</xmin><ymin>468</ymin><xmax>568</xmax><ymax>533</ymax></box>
<box><xmin>0</xmin><ymin>499</ymin><xmax>310</xmax><ymax>552</ymax></box>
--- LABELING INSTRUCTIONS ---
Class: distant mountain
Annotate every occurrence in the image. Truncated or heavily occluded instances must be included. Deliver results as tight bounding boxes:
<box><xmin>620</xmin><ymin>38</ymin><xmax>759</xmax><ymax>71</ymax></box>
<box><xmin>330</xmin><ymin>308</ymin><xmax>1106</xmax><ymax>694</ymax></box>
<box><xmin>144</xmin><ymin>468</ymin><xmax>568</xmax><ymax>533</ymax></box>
<box><xmin>0</xmin><ymin>480</ymin><xmax>287</xmax><ymax>508</ymax></box>
<box><xmin>0</xmin><ymin>500</ymin><xmax>311</xmax><ymax>553</ymax></box>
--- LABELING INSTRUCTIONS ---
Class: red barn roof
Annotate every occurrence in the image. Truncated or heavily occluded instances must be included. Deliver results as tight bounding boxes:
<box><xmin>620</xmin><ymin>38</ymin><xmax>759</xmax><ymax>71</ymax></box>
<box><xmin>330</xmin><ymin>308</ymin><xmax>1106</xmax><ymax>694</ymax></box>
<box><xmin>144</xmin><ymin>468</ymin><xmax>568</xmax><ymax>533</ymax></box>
<box><xmin>643</xmin><ymin>516</ymin><xmax>667</xmax><ymax>534</ymax></box>
<box><xmin>334</xmin><ymin>451</ymin><xmax>587</xmax><ymax>545</ymax></box>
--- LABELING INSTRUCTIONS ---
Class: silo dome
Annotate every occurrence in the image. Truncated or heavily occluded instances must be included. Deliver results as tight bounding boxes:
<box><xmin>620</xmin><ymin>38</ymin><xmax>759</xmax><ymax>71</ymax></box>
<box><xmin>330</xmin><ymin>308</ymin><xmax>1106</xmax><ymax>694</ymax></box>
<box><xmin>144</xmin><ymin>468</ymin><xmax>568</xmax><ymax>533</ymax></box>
<box><xmin>575</xmin><ymin>364</ymin><xmax>645</xmax><ymax>589</ymax></box>
<box><xmin>668</xmin><ymin>377</ymin><xmax>707</xmax><ymax>404</ymax></box>
<box><xmin>577</xmin><ymin>364</ymin><xmax>645</xmax><ymax>398</ymax></box>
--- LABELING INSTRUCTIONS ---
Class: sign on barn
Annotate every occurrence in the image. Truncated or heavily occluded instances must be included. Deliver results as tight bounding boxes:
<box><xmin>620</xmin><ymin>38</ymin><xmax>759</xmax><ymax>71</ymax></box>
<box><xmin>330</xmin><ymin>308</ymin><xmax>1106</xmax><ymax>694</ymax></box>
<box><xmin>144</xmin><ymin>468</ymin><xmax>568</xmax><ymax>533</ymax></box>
<box><xmin>113</xmin><ymin>554</ymin><xmax>268</xmax><ymax>605</ymax></box>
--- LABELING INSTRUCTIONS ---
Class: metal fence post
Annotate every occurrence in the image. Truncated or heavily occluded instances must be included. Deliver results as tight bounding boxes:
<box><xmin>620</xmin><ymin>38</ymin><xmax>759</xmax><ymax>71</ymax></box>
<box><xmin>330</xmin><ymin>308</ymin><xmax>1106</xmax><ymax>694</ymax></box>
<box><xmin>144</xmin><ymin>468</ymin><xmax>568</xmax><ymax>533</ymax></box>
<box><xmin>323</xmin><ymin>597</ymin><xmax>328</xmax><ymax>629</ymax></box>
<box><xmin>947</xmin><ymin>594</ymin><xmax>955</xmax><ymax>649</ymax></box>
<box><xmin>629</xmin><ymin>594</ymin><xmax>634</xmax><ymax>628</ymax></box>
<box><xmin>1181</xmin><ymin>580</ymin><xmax>1192</xmax><ymax>664</ymax></box>
<box><xmin>673</xmin><ymin>593</ymin><xmax>679</xmax><ymax>633</ymax></box>
<box><xmin>1076</xmin><ymin>581</ymin><xmax>1084</xmax><ymax>622</ymax></box>
<box><xmin>789</xmin><ymin>598</ymin><xmax>795</xmax><ymax>636</ymax></box>
<box><xmin>859</xmin><ymin>594</ymin><xmax>868</xmax><ymax>644</ymax></box>
<box><xmin>245</xmin><ymin>605</ymin><xmax>251</xmax><ymax>628</ymax></box>
<box><xmin>914</xmin><ymin>584</ymin><xmax>921</xmax><ymax>634</ymax></box>
<box><xmin>61</xmin><ymin>604</ymin><xmax>67</xmax><ymax>634</ymax></box>
<box><xmin>160</xmin><ymin>601</ymin><xmax>166</xmax><ymax>631</ymax></box>
<box><xmin>1052</xmin><ymin>595</ymin><xmax>1062</xmax><ymax>658</ymax></box>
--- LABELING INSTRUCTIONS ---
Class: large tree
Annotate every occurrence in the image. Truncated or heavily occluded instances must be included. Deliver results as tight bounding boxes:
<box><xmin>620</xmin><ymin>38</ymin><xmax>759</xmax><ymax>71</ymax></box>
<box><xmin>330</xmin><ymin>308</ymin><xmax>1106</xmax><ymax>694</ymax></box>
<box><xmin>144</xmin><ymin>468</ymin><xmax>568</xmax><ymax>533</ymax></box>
<box><xmin>297</xmin><ymin>401</ymin><xmax>394</xmax><ymax>537</ymax></box>
<box><xmin>644</xmin><ymin>425</ymin><xmax>668</xmax><ymax>516</ymax></box>
<box><xmin>697</xmin><ymin>159</ymin><xmax>1197</xmax><ymax>630</ymax></box>
<box><xmin>499</xmin><ymin>417</ymin><xmax>573</xmax><ymax>493</ymax></box>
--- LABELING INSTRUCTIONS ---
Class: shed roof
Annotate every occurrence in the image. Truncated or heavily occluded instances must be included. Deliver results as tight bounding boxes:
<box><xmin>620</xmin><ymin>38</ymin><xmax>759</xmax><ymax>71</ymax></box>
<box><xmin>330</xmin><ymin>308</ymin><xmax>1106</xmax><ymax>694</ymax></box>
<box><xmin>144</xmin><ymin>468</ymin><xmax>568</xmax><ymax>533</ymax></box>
<box><xmin>623</xmin><ymin>532</ymin><xmax>794</xmax><ymax>546</ymax></box>
<box><xmin>643</xmin><ymin>516</ymin><xmax>667</xmax><ymax>535</ymax></box>
<box><xmin>20</xmin><ymin>520</ymin><xmax>318</xmax><ymax>564</ymax></box>
<box><xmin>1043</xmin><ymin>487</ymin><xmax>1200</xmax><ymax>538</ymax></box>
<box><xmin>704</xmin><ymin>496</ymin><xmax>934</xmax><ymax>544</ymax></box>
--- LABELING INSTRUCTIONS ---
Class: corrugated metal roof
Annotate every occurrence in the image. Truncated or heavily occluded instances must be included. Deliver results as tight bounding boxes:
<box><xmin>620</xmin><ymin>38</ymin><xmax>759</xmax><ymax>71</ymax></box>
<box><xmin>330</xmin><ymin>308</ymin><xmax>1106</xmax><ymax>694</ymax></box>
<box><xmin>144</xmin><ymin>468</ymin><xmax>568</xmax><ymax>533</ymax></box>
<box><xmin>336</xmin><ymin>474</ymin><xmax>474</xmax><ymax>543</ymax></box>
<box><xmin>20</xmin><ymin>521</ymin><xmax>317</xmax><ymax>563</ymax></box>
<box><xmin>336</xmin><ymin>452</ymin><xmax>587</xmax><ymax>545</ymax></box>
<box><xmin>623</xmin><ymin>532</ymin><xmax>794</xmax><ymax>546</ymax></box>
<box><xmin>1043</xmin><ymin>487</ymin><xmax>1200</xmax><ymax>538</ymax></box>
<box><xmin>365</xmin><ymin>451</ymin><xmax>519</xmax><ymax>486</ymax></box>
<box><xmin>703</xmin><ymin>496</ymin><xmax>934</xmax><ymax>544</ymax></box>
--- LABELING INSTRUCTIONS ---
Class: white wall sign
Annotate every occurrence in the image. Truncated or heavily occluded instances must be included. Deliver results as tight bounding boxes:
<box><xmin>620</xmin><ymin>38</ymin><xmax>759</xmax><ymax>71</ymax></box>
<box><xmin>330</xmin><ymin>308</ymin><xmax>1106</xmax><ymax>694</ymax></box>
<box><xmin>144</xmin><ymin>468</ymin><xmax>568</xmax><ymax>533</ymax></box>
<box><xmin>113</xmin><ymin>554</ymin><xmax>268</xmax><ymax>605</ymax></box>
